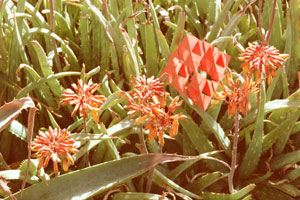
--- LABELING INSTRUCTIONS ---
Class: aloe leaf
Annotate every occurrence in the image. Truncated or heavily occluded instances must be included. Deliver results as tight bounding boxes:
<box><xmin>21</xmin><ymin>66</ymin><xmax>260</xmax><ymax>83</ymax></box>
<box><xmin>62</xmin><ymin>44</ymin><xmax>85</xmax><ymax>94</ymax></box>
<box><xmin>177</xmin><ymin>112</ymin><xmax>225</xmax><ymax>171</ymax></box>
<box><xmin>24</xmin><ymin>28</ymin><xmax>79</xmax><ymax>70</ymax></box>
<box><xmin>153</xmin><ymin>169</ymin><xmax>200</xmax><ymax>199</ymax></box>
<box><xmin>8</xmin><ymin>154</ymin><xmax>216</xmax><ymax>200</ymax></box>
<box><xmin>31</xmin><ymin>40</ymin><xmax>63</xmax><ymax>98</ymax></box>
<box><xmin>187</xmin><ymin>172</ymin><xmax>226</xmax><ymax>194</ymax></box>
<box><xmin>79</xmin><ymin>4</ymin><xmax>92</xmax><ymax>67</ymax></box>
<box><xmin>262</xmin><ymin>110</ymin><xmax>300</xmax><ymax>153</ymax></box>
<box><xmin>0</xmin><ymin>97</ymin><xmax>35</xmax><ymax>132</ymax></box>
<box><xmin>112</xmin><ymin>192</ymin><xmax>169</xmax><ymax>200</ymax></box>
<box><xmin>270</xmin><ymin>182</ymin><xmax>300</xmax><ymax>197</ymax></box>
<box><xmin>241</xmin><ymin>98</ymin><xmax>300</xmax><ymax>128</ymax></box>
<box><xmin>16</xmin><ymin>71</ymin><xmax>81</xmax><ymax>98</ymax></box>
<box><xmin>285</xmin><ymin>166</ymin><xmax>300</xmax><ymax>181</ymax></box>
<box><xmin>207</xmin><ymin>0</ymin><xmax>236</xmax><ymax>42</ymax></box>
<box><xmin>168</xmin><ymin>151</ymin><xmax>221</xmax><ymax>180</ymax></box>
<box><xmin>170</xmin><ymin>10</ymin><xmax>185</xmax><ymax>53</ymax></box>
<box><xmin>253</xmin><ymin>184</ymin><xmax>295</xmax><ymax>200</ymax></box>
<box><xmin>100</xmin><ymin>91</ymin><xmax>127</xmax><ymax>111</ymax></box>
<box><xmin>182</xmin><ymin>96</ymin><xmax>231</xmax><ymax>157</ymax></box>
<box><xmin>0</xmin><ymin>170</ymin><xmax>39</xmax><ymax>184</ymax></box>
<box><xmin>73</xmin><ymin>119</ymin><xmax>136</xmax><ymax>161</ymax></box>
<box><xmin>284</xmin><ymin>0</ymin><xmax>300</xmax><ymax>86</ymax></box>
<box><xmin>156</xmin><ymin>29</ymin><xmax>170</xmax><ymax>59</ymax></box>
<box><xmin>239</xmin><ymin>84</ymin><xmax>265</xmax><ymax>178</ymax></box>
<box><xmin>145</xmin><ymin>23</ymin><xmax>159</xmax><ymax>76</ymax></box>
<box><xmin>6</xmin><ymin>120</ymin><xmax>27</xmax><ymax>141</ymax></box>
<box><xmin>264</xmin><ymin>99</ymin><xmax>300</xmax><ymax>113</ymax></box>
<box><xmin>121</xmin><ymin>30</ymin><xmax>140</xmax><ymax>78</ymax></box>
<box><xmin>17</xmin><ymin>64</ymin><xmax>56</xmax><ymax>107</ymax></box>
<box><xmin>271</xmin><ymin>150</ymin><xmax>300</xmax><ymax>171</ymax></box>
<box><xmin>201</xmin><ymin>184</ymin><xmax>256</xmax><ymax>200</ymax></box>
<box><xmin>244</xmin><ymin>172</ymin><xmax>273</xmax><ymax>185</ymax></box>
<box><xmin>217</xmin><ymin>12</ymin><xmax>244</xmax><ymax>51</ymax></box>
<box><xmin>84</xmin><ymin>0</ymin><xmax>123</xmax><ymax>57</ymax></box>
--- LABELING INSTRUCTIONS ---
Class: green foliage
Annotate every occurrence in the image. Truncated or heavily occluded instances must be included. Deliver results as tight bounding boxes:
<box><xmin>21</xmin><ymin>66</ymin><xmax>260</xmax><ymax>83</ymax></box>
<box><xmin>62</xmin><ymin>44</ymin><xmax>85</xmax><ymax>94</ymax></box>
<box><xmin>0</xmin><ymin>0</ymin><xmax>299</xmax><ymax>199</ymax></box>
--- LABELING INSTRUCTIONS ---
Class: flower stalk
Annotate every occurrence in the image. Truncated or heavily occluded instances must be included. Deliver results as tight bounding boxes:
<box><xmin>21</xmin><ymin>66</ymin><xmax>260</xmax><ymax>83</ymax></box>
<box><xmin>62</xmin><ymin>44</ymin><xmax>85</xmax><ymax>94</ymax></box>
<box><xmin>228</xmin><ymin>112</ymin><xmax>239</xmax><ymax>193</ymax></box>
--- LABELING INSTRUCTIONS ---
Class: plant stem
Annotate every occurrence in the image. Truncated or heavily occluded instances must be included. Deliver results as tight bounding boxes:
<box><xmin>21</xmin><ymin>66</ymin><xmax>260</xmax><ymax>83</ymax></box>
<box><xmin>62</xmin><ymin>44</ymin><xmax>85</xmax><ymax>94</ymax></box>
<box><xmin>258</xmin><ymin>0</ymin><xmax>266</xmax><ymax>45</ymax></box>
<box><xmin>83</xmin><ymin>116</ymin><xmax>90</xmax><ymax>167</ymax></box>
<box><xmin>228</xmin><ymin>112</ymin><xmax>239</xmax><ymax>194</ymax></box>
<box><xmin>139</xmin><ymin>123</ymin><xmax>148</xmax><ymax>154</ymax></box>
<box><xmin>266</xmin><ymin>0</ymin><xmax>277</xmax><ymax>43</ymax></box>
<box><xmin>20</xmin><ymin>107</ymin><xmax>37</xmax><ymax>200</ymax></box>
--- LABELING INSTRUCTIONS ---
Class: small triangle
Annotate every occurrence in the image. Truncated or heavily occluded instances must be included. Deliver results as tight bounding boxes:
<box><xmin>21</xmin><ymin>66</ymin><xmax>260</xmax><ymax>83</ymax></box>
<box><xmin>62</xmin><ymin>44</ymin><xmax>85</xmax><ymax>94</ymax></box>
<box><xmin>182</xmin><ymin>34</ymin><xmax>200</xmax><ymax>51</ymax></box>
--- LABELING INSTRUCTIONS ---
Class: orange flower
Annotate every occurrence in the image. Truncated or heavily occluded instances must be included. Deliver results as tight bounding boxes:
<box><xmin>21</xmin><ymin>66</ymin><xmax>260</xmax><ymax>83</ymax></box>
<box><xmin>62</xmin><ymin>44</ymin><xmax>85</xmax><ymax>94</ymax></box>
<box><xmin>61</xmin><ymin>79</ymin><xmax>106</xmax><ymax>117</ymax></box>
<box><xmin>239</xmin><ymin>43</ymin><xmax>289</xmax><ymax>84</ymax></box>
<box><xmin>145</xmin><ymin>94</ymin><xmax>186</xmax><ymax>145</ymax></box>
<box><xmin>214</xmin><ymin>69</ymin><xmax>262</xmax><ymax>116</ymax></box>
<box><xmin>125</xmin><ymin>75</ymin><xmax>186</xmax><ymax>146</ymax></box>
<box><xmin>131</xmin><ymin>75</ymin><xmax>164</xmax><ymax>102</ymax></box>
<box><xmin>125</xmin><ymin>75</ymin><xmax>165</xmax><ymax>117</ymax></box>
<box><xmin>32</xmin><ymin>127</ymin><xmax>78</xmax><ymax>176</ymax></box>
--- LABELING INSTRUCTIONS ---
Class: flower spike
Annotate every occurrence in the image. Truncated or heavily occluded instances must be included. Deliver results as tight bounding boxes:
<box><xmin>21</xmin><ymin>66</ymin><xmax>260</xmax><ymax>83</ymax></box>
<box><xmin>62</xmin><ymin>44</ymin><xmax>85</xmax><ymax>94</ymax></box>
<box><xmin>61</xmin><ymin>79</ymin><xmax>106</xmax><ymax>118</ymax></box>
<box><xmin>31</xmin><ymin>127</ymin><xmax>78</xmax><ymax>176</ymax></box>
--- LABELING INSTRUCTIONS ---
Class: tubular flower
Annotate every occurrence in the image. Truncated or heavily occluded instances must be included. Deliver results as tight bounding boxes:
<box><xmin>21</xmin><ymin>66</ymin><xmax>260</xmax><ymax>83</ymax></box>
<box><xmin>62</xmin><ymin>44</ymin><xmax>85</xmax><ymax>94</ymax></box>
<box><xmin>131</xmin><ymin>75</ymin><xmax>164</xmax><ymax>102</ymax></box>
<box><xmin>145</xmin><ymin>94</ymin><xmax>186</xmax><ymax>145</ymax></box>
<box><xmin>214</xmin><ymin>69</ymin><xmax>263</xmax><ymax>116</ymax></box>
<box><xmin>125</xmin><ymin>75</ymin><xmax>165</xmax><ymax>117</ymax></box>
<box><xmin>31</xmin><ymin>127</ymin><xmax>78</xmax><ymax>176</ymax></box>
<box><xmin>61</xmin><ymin>79</ymin><xmax>106</xmax><ymax>117</ymax></box>
<box><xmin>239</xmin><ymin>43</ymin><xmax>289</xmax><ymax>84</ymax></box>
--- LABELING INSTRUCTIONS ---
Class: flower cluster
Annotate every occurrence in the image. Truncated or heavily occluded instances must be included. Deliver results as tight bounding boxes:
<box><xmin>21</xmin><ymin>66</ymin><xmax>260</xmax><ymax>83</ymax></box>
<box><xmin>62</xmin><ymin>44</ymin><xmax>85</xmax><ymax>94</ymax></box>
<box><xmin>61</xmin><ymin>79</ymin><xmax>106</xmax><ymax>118</ymax></box>
<box><xmin>214</xmin><ymin>69</ymin><xmax>262</xmax><ymax>116</ymax></box>
<box><xmin>239</xmin><ymin>43</ymin><xmax>289</xmax><ymax>84</ymax></box>
<box><xmin>31</xmin><ymin>127</ymin><xmax>78</xmax><ymax>176</ymax></box>
<box><xmin>125</xmin><ymin>75</ymin><xmax>186</xmax><ymax>145</ymax></box>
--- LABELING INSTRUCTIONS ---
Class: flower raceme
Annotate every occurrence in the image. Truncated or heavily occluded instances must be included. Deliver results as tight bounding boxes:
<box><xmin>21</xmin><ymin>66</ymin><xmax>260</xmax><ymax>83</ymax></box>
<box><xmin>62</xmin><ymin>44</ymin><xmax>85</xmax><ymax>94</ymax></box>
<box><xmin>145</xmin><ymin>95</ymin><xmax>187</xmax><ymax>145</ymax></box>
<box><xmin>131</xmin><ymin>75</ymin><xmax>165</xmax><ymax>102</ymax></box>
<box><xmin>239</xmin><ymin>43</ymin><xmax>289</xmax><ymax>84</ymax></box>
<box><xmin>31</xmin><ymin>127</ymin><xmax>78</xmax><ymax>176</ymax></box>
<box><xmin>125</xmin><ymin>75</ymin><xmax>164</xmax><ymax>116</ymax></box>
<box><xmin>214</xmin><ymin>69</ymin><xmax>263</xmax><ymax>116</ymax></box>
<box><xmin>61</xmin><ymin>79</ymin><xmax>106</xmax><ymax>118</ymax></box>
<box><xmin>125</xmin><ymin>75</ymin><xmax>186</xmax><ymax>146</ymax></box>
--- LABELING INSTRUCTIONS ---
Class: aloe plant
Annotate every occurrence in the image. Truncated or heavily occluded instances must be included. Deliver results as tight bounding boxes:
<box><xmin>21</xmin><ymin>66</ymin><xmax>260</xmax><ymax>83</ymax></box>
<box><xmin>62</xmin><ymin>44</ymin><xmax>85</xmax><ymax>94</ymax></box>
<box><xmin>0</xmin><ymin>0</ymin><xmax>299</xmax><ymax>199</ymax></box>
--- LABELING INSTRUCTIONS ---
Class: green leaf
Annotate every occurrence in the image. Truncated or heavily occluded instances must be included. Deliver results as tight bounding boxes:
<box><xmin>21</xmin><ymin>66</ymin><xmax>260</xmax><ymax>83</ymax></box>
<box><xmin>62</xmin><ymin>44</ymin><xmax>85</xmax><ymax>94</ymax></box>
<box><xmin>182</xmin><ymin>96</ymin><xmax>231</xmax><ymax>157</ymax></box>
<box><xmin>167</xmin><ymin>151</ymin><xmax>222</xmax><ymax>180</ymax></box>
<box><xmin>16</xmin><ymin>71</ymin><xmax>81</xmax><ymax>98</ymax></box>
<box><xmin>262</xmin><ymin>109</ymin><xmax>300</xmax><ymax>153</ymax></box>
<box><xmin>271</xmin><ymin>150</ymin><xmax>300</xmax><ymax>171</ymax></box>
<box><xmin>31</xmin><ymin>40</ymin><xmax>63</xmax><ymax>98</ymax></box>
<box><xmin>253</xmin><ymin>184</ymin><xmax>295</xmax><ymax>200</ymax></box>
<box><xmin>270</xmin><ymin>182</ymin><xmax>300</xmax><ymax>197</ymax></box>
<box><xmin>0</xmin><ymin>97</ymin><xmax>35</xmax><ymax>132</ymax></box>
<box><xmin>207</xmin><ymin>0</ymin><xmax>236</xmax><ymax>42</ymax></box>
<box><xmin>145</xmin><ymin>23</ymin><xmax>159</xmax><ymax>76</ymax></box>
<box><xmin>201</xmin><ymin>184</ymin><xmax>256</xmax><ymax>200</ymax></box>
<box><xmin>153</xmin><ymin>169</ymin><xmax>200</xmax><ymax>199</ymax></box>
<box><xmin>8</xmin><ymin>154</ymin><xmax>216</xmax><ymax>200</ymax></box>
<box><xmin>170</xmin><ymin>10</ymin><xmax>186</xmax><ymax>53</ymax></box>
<box><xmin>187</xmin><ymin>172</ymin><xmax>226</xmax><ymax>194</ymax></box>
<box><xmin>112</xmin><ymin>192</ymin><xmax>170</xmax><ymax>200</ymax></box>
<box><xmin>100</xmin><ymin>91</ymin><xmax>126</xmax><ymax>111</ymax></box>
<box><xmin>24</xmin><ymin>28</ymin><xmax>79</xmax><ymax>70</ymax></box>
<box><xmin>239</xmin><ymin>85</ymin><xmax>265</xmax><ymax>178</ymax></box>
<box><xmin>7</xmin><ymin>120</ymin><xmax>27</xmax><ymax>141</ymax></box>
